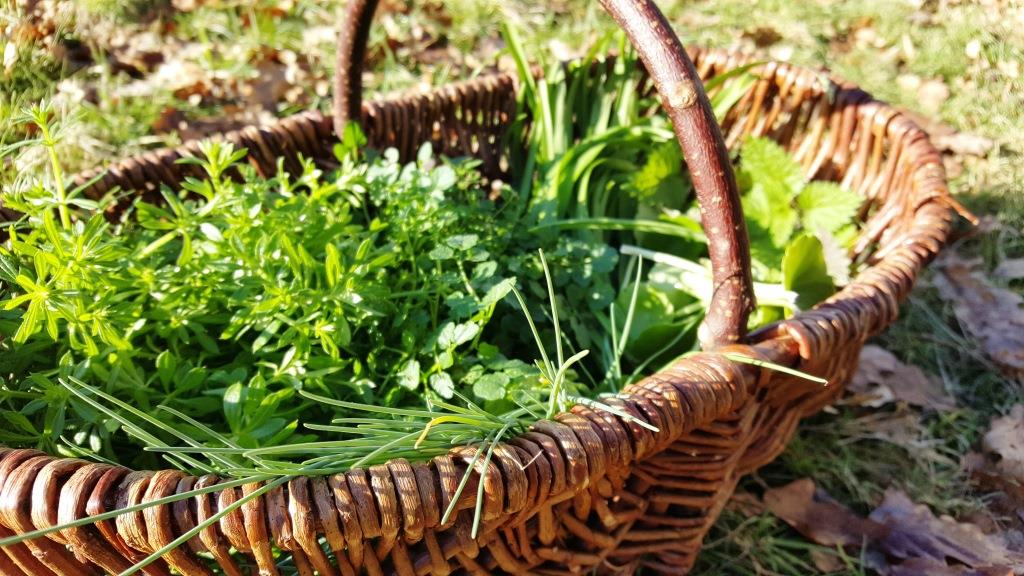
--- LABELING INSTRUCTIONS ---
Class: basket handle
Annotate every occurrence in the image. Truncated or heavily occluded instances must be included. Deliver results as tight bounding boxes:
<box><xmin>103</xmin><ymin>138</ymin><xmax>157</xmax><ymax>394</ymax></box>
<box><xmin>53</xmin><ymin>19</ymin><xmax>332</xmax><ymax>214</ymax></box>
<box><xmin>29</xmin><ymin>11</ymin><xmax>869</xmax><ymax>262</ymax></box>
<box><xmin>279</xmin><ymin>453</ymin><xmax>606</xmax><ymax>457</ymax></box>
<box><xmin>332</xmin><ymin>0</ymin><xmax>755</xmax><ymax>348</ymax></box>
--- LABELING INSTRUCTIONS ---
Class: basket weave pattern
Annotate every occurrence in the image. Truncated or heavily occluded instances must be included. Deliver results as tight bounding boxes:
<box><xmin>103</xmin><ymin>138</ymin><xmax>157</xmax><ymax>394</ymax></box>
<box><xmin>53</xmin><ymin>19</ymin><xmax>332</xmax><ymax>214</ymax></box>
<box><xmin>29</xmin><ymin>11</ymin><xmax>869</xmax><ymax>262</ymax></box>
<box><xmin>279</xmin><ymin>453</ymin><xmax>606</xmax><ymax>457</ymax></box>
<box><xmin>0</xmin><ymin>46</ymin><xmax>954</xmax><ymax>575</ymax></box>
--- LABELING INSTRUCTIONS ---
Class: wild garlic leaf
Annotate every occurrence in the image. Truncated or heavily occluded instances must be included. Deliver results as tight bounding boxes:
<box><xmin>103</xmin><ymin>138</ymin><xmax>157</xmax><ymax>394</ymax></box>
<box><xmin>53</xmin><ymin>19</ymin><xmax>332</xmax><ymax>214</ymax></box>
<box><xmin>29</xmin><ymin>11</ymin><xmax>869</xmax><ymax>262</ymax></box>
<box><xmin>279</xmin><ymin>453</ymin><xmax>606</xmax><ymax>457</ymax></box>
<box><xmin>797</xmin><ymin>181</ymin><xmax>862</xmax><ymax>234</ymax></box>
<box><xmin>223</xmin><ymin>382</ymin><xmax>244</xmax><ymax>432</ymax></box>
<box><xmin>782</xmin><ymin>234</ymin><xmax>835</xmax><ymax>310</ymax></box>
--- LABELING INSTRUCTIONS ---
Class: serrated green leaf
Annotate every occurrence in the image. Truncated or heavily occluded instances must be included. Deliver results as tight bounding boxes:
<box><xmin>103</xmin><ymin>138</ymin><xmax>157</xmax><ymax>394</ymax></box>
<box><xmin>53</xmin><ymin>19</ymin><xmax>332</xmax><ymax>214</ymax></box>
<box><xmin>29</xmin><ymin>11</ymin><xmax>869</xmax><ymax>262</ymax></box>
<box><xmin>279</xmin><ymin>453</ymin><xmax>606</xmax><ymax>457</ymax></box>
<box><xmin>797</xmin><ymin>181</ymin><xmax>862</xmax><ymax>234</ymax></box>
<box><xmin>740</xmin><ymin>137</ymin><xmax>805</xmax><ymax>195</ymax></box>
<box><xmin>632</xmin><ymin>142</ymin><xmax>681</xmax><ymax>200</ymax></box>
<box><xmin>739</xmin><ymin>137</ymin><xmax>809</xmax><ymax>256</ymax></box>
<box><xmin>743</xmin><ymin>183</ymin><xmax>799</xmax><ymax>250</ymax></box>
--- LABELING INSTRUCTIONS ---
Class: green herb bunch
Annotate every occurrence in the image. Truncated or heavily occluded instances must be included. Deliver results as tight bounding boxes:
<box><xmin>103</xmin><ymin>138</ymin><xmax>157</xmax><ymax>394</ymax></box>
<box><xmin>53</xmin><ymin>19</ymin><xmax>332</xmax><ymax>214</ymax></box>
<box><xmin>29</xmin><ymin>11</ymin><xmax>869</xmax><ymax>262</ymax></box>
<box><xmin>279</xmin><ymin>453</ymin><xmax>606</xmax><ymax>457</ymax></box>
<box><xmin>0</xmin><ymin>32</ymin><xmax>862</xmax><ymax>477</ymax></box>
<box><xmin>0</xmin><ymin>109</ymin><xmax>566</xmax><ymax>468</ymax></box>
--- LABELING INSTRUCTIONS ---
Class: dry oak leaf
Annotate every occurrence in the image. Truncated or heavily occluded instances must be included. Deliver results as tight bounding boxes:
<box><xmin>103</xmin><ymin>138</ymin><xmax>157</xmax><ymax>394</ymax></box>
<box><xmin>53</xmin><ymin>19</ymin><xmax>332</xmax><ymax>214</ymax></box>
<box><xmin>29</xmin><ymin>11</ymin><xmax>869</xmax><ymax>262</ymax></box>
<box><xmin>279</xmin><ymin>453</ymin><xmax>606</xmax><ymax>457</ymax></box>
<box><xmin>869</xmin><ymin>489</ymin><xmax>1024</xmax><ymax>571</ymax></box>
<box><xmin>934</xmin><ymin>256</ymin><xmax>1024</xmax><ymax>377</ymax></box>
<box><xmin>983</xmin><ymin>405</ymin><xmax>1024</xmax><ymax>485</ymax></box>
<box><xmin>888</xmin><ymin>558</ymin><xmax>1012</xmax><ymax>576</ymax></box>
<box><xmin>765</xmin><ymin>480</ymin><xmax>1024</xmax><ymax>574</ymax></box>
<box><xmin>850</xmin><ymin>345</ymin><xmax>956</xmax><ymax>410</ymax></box>
<box><xmin>996</xmin><ymin>259</ymin><xmax>1024</xmax><ymax>281</ymax></box>
<box><xmin>763</xmin><ymin>478</ymin><xmax>886</xmax><ymax>547</ymax></box>
<box><xmin>963</xmin><ymin>451</ymin><xmax>1024</xmax><ymax>532</ymax></box>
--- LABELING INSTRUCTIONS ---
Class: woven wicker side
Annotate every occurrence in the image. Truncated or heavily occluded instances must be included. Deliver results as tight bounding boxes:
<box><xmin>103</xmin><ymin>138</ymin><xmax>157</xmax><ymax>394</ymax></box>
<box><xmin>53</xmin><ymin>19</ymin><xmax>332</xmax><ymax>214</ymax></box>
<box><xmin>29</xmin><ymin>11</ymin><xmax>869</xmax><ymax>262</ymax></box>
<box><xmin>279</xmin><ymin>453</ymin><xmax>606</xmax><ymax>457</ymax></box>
<box><xmin>0</xmin><ymin>47</ymin><xmax>958</xmax><ymax>574</ymax></box>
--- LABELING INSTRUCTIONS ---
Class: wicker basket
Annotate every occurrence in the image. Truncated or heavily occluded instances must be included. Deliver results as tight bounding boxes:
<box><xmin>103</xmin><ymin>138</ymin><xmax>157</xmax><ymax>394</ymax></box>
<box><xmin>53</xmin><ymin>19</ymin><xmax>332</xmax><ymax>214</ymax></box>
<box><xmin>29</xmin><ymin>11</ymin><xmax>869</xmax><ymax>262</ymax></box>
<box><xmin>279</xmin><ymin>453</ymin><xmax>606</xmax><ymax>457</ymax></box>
<box><xmin>0</xmin><ymin>0</ymin><xmax>962</xmax><ymax>573</ymax></box>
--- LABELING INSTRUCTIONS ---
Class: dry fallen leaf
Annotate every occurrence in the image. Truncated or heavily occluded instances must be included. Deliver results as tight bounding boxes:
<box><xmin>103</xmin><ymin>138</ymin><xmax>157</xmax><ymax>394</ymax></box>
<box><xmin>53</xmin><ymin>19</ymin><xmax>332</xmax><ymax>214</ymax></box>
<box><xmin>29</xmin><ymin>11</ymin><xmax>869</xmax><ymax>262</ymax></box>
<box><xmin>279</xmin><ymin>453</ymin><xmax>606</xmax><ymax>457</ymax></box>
<box><xmin>869</xmin><ymin>489</ymin><xmax>1023</xmax><ymax>570</ymax></box>
<box><xmin>931</xmin><ymin>131</ymin><xmax>996</xmax><ymax>158</ymax></box>
<box><xmin>963</xmin><ymin>451</ymin><xmax>1024</xmax><ymax>530</ymax></box>
<box><xmin>996</xmin><ymin>259</ymin><xmax>1024</xmax><ymax>281</ymax></box>
<box><xmin>964</xmin><ymin>406</ymin><xmax>1024</xmax><ymax>534</ymax></box>
<box><xmin>763</xmin><ymin>478</ymin><xmax>886</xmax><ymax>547</ymax></box>
<box><xmin>897</xmin><ymin>107</ymin><xmax>994</xmax><ymax>157</ymax></box>
<box><xmin>809</xmin><ymin>548</ymin><xmax>847</xmax><ymax>574</ymax></box>
<box><xmin>764</xmin><ymin>479</ymin><xmax>1024</xmax><ymax>574</ymax></box>
<box><xmin>917</xmin><ymin>78</ymin><xmax>950</xmax><ymax>115</ymax></box>
<box><xmin>849</xmin><ymin>345</ymin><xmax>956</xmax><ymax>410</ymax></box>
<box><xmin>888</xmin><ymin>558</ymin><xmax>1013</xmax><ymax>576</ymax></box>
<box><xmin>934</xmin><ymin>256</ymin><xmax>1024</xmax><ymax>377</ymax></box>
<box><xmin>724</xmin><ymin>489</ymin><xmax>766</xmax><ymax>517</ymax></box>
<box><xmin>983</xmin><ymin>405</ymin><xmax>1024</xmax><ymax>485</ymax></box>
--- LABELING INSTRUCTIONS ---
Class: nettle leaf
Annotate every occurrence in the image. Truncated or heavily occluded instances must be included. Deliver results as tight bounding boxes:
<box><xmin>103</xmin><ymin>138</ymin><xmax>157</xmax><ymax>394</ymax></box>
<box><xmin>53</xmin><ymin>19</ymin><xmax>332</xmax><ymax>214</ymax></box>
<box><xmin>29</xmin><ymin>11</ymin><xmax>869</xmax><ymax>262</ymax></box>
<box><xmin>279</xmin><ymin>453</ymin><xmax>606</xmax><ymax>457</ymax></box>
<box><xmin>741</xmin><ymin>137</ymin><xmax>805</xmax><ymax>194</ymax></box>
<box><xmin>740</xmin><ymin>137</ymin><xmax>804</xmax><ymax>249</ymax></box>
<box><xmin>632</xmin><ymin>142</ymin><xmax>683</xmax><ymax>201</ymax></box>
<box><xmin>472</xmin><ymin>372</ymin><xmax>509</xmax><ymax>402</ymax></box>
<box><xmin>429</xmin><ymin>372</ymin><xmax>455</xmax><ymax>399</ymax></box>
<box><xmin>743</xmin><ymin>185</ymin><xmax>798</xmax><ymax>251</ymax></box>
<box><xmin>797</xmin><ymin>181</ymin><xmax>862</xmax><ymax>234</ymax></box>
<box><xmin>398</xmin><ymin>359</ymin><xmax>421</xmax><ymax>391</ymax></box>
<box><xmin>782</xmin><ymin>234</ymin><xmax>835</xmax><ymax>310</ymax></box>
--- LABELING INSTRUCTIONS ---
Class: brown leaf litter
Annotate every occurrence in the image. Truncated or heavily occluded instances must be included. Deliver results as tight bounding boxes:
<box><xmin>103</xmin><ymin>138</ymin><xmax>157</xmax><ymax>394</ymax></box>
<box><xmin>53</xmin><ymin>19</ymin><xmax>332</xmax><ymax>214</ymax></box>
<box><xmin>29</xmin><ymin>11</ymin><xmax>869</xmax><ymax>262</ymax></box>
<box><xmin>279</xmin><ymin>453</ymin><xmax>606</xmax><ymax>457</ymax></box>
<box><xmin>995</xmin><ymin>259</ymin><xmax>1024</xmax><ymax>281</ymax></box>
<box><xmin>965</xmin><ymin>405</ymin><xmax>1024</xmax><ymax>530</ymax></box>
<box><xmin>985</xmin><ymin>406</ymin><xmax>1024</xmax><ymax>485</ymax></box>
<box><xmin>764</xmin><ymin>478</ymin><xmax>1024</xmax><ymax>575</ymax></box>
<box><xmin>934</xmin><ymin>256</ymin><xmax>1024</xmax><ymax>378</ymax></box>
<box><xmin>849</xmin><ymin>345</ymin><xmax>956</xmax><ymax>410</ymax></box>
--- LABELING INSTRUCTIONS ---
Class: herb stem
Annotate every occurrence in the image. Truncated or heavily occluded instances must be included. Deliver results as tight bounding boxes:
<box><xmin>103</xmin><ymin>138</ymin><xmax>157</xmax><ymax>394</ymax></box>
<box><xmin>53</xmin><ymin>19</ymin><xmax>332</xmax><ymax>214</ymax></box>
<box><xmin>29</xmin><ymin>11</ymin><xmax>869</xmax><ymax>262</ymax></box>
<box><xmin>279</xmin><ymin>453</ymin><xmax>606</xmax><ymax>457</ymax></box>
<box><xmin>37</xmin><ymin>113</ymin><xmax>70</xmax><ymax>229</ymax></box>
